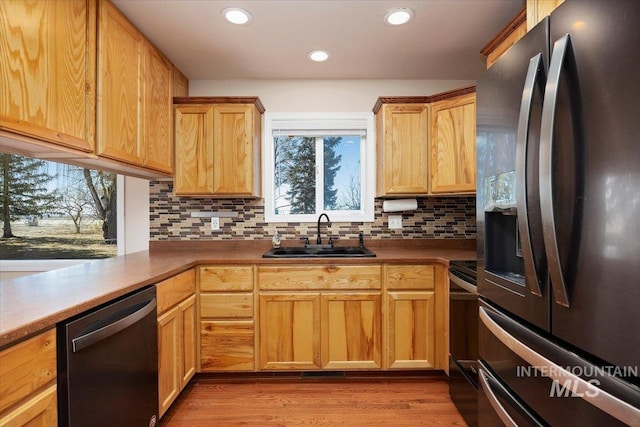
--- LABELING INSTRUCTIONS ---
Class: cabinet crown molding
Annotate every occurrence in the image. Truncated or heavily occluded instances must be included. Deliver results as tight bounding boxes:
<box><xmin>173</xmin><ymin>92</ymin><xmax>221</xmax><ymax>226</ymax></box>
<box><xmin>173</xmin><ymin>97</ymin><xmax>265</xmax><ymax>114</ymax></box>
<box><xmin>372</xmin><ymin>86</ymin><xmax>476</xmax><ymax>113</ymax></box>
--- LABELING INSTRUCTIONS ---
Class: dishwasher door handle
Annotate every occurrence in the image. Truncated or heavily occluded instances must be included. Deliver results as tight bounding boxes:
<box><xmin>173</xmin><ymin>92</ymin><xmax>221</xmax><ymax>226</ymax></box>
<box><xmin>72</xmin><ymin>298</ymin><xmax>157</xmax><ymax>353</ymax></box>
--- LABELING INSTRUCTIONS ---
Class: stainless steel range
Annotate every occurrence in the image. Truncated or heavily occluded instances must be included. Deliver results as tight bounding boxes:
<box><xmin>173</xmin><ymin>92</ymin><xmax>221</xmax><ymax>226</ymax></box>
<box><xmin>448</xmin><ymin>260</ymin><xmax>478</xmax><ymax>427</ymax></box>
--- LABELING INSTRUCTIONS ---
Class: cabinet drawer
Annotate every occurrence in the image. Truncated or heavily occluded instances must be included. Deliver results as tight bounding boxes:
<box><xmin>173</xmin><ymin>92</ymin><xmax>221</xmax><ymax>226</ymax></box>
<box><xmin>156</xmin><ymin>269</ymin><xmax>196</xmax><ymax>315</ymax></box>
<box><xmin>199</xmin><ymin>266</ymin><xmax>253</xmax><ymax>291</ymax></box>
<box><xmin>258</xmin><ymin>265</ymin><xmax>382</xmax><ymax>290</ymax></box>
<box><xmin>200</xmin><ymin>293</ymin><xmax>254</xmax><ymax>319</ymax></box>
<box><xmin>200</xmin><ymin>321</ymin><xmax>255</xmax><ymax>371</ymax></box>
<box><xmin>0</xmin><ymin>329</ymin><xmax>56</xmax><ymax>413</ymax></box>
<box><xmin>386</xmin><ymin>265</ymin><xmax>435</xmax><ymax>290</ymax></box>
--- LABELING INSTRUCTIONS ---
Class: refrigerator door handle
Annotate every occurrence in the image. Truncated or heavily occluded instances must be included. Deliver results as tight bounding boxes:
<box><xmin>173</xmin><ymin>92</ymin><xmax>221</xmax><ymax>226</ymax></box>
<box><xmin>72</xmin><ymin>298</ymin><xmax>157</xmax><ymax>352</ymax></box>
<box><xmin>478</xmin><ymin>368</ymin><xmax>519</xmax><ymax>427</ymax></box>
<box><xmin>516</xmin><ymin>53</ymin><xmax>545</xmax><ymax>297</ymax></box>
<box><xmin>540</xmin><ymin>33</ymin><xmax>571</xmax><ymax>307</ymax></box>
<box><xmin>480</xmin><ymin>306</ymin><xmax>640</xmax><ymax>426</ymax></box>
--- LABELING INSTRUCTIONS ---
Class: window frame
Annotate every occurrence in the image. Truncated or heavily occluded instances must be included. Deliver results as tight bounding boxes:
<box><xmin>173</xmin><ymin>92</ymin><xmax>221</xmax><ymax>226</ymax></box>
<box><xmin>263</xmin><ymin>112</ymin><xmax>376</xmax><ymax>223</ymax></box>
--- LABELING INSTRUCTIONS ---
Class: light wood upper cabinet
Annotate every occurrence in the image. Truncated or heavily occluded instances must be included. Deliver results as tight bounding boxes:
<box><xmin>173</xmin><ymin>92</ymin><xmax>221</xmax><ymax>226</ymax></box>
<box><xmin>376</xmin><ymin>103</ymin><xmax>430</xmax><ymax>196</ymax></box>
<box><xmin>212</xmin><ymin>104</ymin><xmax>259</xmax><ymax>195</ymax></box>
<box><xmin>173</xmin><ymin>98</ymin><xmax>264</xmax><ymax>197</ymax></box>
<box><xmin>172</xmin><ymin>66</ymin><xmax>189</xmax><ymax>97</ymax></box>
<box><xmin>527</xmin><ymin>0</ymin><xmax>564</xmax><ymax>31</ymax></box>
<box><xmin>97</xmin><ymin>0</ymin><xmax>144</xmax><ymax>165</ymax></box>
<box><xmin>97</xmin><ymin>0</ymin><xmax>176</xmax><ymax>174</ymax></box>
<box><xmin>430</xmin><ymin>92</ymin><xmax>476</xmax><ymax>194</ymax></box>
<box><xmin>0</xmin><ymin>0</ymin><xmax>96</xmax><ymax>152</ymax></box>
<box><xmin>374</xmin><ymin>88</ymin><xmax>476</xmax><ymax>196</ymax></box>
<box><xmin>174</xmin><ymin>104</ymin><xmax>214</xmax><ymax>194</ymax></box>
<box><xmin>143</xmin><ymin>43</ymin><xmax>173</xmax><ymax>173</ymax></box>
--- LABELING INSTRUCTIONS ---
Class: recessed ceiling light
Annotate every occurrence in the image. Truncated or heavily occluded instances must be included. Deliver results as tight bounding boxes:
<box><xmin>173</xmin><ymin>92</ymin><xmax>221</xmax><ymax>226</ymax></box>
<box><xmin>222</xmin><ymin>7</ymin><xmax>252</xmax><ymax>25</ymax></box>
<box><xmin>308</xmin><ymin>50</ymin><xmax>330</xmax><ymax>62</ymax></box>
<box><xmin>384</xmin><ymin>8</ymin><xmax>414</xmax><ymax>26</ymax></box>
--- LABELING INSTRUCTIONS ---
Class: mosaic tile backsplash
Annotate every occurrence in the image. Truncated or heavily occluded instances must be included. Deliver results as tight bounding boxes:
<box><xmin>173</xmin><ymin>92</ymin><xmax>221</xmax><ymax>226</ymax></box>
<box><xmin>149</xmin><ymin>181</ymin><xmax>476</xmax><ymax>241</ymax></box>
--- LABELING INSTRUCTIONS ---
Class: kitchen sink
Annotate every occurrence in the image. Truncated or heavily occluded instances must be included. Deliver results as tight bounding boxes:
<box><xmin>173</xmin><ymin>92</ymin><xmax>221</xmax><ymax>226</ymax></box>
<box><xmin>262</xmin><ymin>246</ymin><xmax>376</xmax><ymax>258</ymax></box>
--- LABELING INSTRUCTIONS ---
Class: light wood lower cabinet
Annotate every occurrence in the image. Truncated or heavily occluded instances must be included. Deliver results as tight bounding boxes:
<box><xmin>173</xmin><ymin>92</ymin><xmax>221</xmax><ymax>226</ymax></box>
<box><xmin>321</xmin><ymin>292</ymin><xmax>382</xmax><ymax>369</ymax></box>
<box><xmin>259</xmin><ymin>292</ymin><xmax>321</xmax><ymax>370</ymax></box>
<box><xmin>0</xmin><ymin>328</ymin><xmax>57</xmax><ymax>426</ymax></box>
<box><xmin>258</xmin><ymin>265</ymin><xmax>382</xmax><ymax>371</ymax></box>
<box><xmin>156</xmin><ymin>269</ymin><xmax>196</xmax><ymax>418</ymax></box>
<box><xmin>384</xmin><ymin>264</ymin><xmax>446</xmax><ymax>370</ymax></box>
<box><xmin>199</xmin><ymin>266</ymin><xmax>255</xmax><ymax>372</ymax></box>
<box><xmin>386</xmin><ymin>291</ymin><xmax>436</xmax><ymax>369</ymax></box>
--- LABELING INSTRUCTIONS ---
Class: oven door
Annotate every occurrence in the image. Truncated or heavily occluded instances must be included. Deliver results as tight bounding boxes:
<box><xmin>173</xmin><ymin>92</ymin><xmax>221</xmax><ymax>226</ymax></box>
<box><xmin>449</xmin><ymin>268</ymin><xmax>479</xmax><ymax>427</ymax></box>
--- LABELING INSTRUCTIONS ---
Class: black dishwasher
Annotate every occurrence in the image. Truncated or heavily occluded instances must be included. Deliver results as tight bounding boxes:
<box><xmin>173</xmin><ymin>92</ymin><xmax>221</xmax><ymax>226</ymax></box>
<box><xmin>57</xmin><ymin>286</ymin><xmax>158</xmax><ymax>427</ymax></box>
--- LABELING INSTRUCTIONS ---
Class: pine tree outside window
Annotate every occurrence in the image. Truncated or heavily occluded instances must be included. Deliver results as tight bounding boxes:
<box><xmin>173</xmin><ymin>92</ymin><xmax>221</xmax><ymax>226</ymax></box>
<box><xmin>264</xmin><ymin>113</ymin><xmax>375</xmax><ymax>223</ymax></box>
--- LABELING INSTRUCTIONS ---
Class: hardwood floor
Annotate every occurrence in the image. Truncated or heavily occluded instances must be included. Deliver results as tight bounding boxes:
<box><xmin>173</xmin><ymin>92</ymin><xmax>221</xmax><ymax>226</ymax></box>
<box><xmin>161</xmin><ymin>374</ymin><xmax>468</xmax><ymax>426</ymax></box>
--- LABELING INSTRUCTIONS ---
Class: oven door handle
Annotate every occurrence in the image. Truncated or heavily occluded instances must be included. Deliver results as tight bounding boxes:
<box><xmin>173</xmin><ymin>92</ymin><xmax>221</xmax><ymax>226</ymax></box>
<box><xmin>448</xmin><ymin>271</ymin><xmax>477</xmax><ymax>295</ymax></box>
<box><xmin>478</xmin><ymin>368</ymin><xmax>519</xmax><ymax>427</ymax></box>
<box><xmin>72</xmin><ymin>298</ymin><xmax>157</xmax><ymax>352</ymax></box>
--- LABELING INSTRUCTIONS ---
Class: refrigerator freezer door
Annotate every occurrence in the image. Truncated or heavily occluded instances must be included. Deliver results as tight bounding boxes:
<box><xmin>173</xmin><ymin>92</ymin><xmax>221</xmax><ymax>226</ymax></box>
<box><xmin>477</xmin><ymin>17</ymin><xmax>550</xmax><ymax>332</ymax></box>
<box><xmin>545</xmin><ymin>0</ymin><xmax>640</xmax><ymax>371</ymax></box>
<box><xmin>479</xmin><ymin>301</ymin><xmax>640</xmax><ymax>426</ymax></box>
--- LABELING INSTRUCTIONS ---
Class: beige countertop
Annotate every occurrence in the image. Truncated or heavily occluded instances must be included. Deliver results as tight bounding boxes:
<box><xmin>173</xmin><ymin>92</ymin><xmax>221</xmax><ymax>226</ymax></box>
<box><xmin>0</xmin><ymin>239</ymin><xmax>475</xmax><ymax>349</ymax></box>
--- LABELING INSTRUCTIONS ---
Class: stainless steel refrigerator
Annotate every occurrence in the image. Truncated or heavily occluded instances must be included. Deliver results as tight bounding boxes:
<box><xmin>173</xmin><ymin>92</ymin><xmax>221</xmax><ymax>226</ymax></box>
<box><xmin>476</xmin><ymin>0</ymin><xmax>640</xmax><ymax>425</ymax></box>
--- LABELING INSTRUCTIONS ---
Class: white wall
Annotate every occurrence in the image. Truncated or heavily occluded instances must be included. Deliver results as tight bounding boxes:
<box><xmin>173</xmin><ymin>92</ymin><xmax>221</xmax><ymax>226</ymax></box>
<box><xmin>189</xmin><ymin>79</ymin><xmax>475</xmax><ymax>112</ymax></box>
<box><xmin>117</xmin><ymin>175</ymin><xmax>150</xmax><ymax>256</ymax></box>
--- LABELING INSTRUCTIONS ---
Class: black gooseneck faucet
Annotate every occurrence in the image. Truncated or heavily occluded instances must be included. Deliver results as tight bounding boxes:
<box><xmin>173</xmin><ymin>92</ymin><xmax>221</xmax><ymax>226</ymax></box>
<box><xmin>316</xmin><ymin>213</ymin><xmax>331</xmax><ymax>245</ymax></box>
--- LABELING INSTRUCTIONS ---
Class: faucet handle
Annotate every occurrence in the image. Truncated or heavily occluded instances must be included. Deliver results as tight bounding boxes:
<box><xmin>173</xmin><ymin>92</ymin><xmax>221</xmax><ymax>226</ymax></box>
<box><xmin>328</xmin><ymin>236</ymin><xmax>338</xmax><ymax>247</ymax></box>
<box><xmin>358</xmin><ymin>231</ymin><xmax>364</xmax><ymax>248</ymax></box>
<box><xmin>300</xmin><ymin>237</ymin><xmax>310</xmax><ymax>246</ymax></box>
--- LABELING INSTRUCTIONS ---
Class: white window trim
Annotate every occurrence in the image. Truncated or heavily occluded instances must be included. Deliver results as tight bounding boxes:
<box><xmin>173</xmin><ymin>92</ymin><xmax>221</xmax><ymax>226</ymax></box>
<box><xmin>263</xmin><ymin>112</ymin><xmax>375</xmax><ymax>223</ymax></box>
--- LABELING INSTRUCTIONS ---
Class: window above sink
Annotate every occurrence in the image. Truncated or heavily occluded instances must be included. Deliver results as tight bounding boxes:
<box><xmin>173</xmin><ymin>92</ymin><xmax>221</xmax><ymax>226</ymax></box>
<box><xmin>262</xmin><ymin>112</ymin><xmax>376</xmax><ymax>223</ymax></box>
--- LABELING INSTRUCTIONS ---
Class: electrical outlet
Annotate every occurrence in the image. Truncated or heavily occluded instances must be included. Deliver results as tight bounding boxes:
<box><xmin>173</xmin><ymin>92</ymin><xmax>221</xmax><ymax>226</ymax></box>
<box><xmin>211</xmin><ymin>217</ymin><xmax>220</xmax><ymax>231</ymax></box>
<box><xmin>388</xmin><ymin>214</ymin><xmax>402</xmax><ymax>229</ymax></box>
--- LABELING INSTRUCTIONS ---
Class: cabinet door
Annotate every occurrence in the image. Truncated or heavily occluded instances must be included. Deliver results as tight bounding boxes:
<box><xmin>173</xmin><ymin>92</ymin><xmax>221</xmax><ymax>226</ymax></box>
<box><xmin>385</xmin><ymin>291</ymin><xmax>436</xmax><ymax>369</ymax></box>
<box><xmin>259</xmin><ymin>293</ymin><xmax>321</xmax><ymax>370</ymax></box>
<box><xmin>97</xmin><ymin>0</ymin><xmax>144</xmax><ymax>165</ymax></box>
<box><xmin>174</xmin><ymin>104</ymin><xmax>214</xmax><ymax>195</ymax></box>
<box><xmin>143</xmin><ymin>43</ymin><xmax>173</xmax><ymax>173</ymax></box>
<box><xmin>179</xmin><ymin>295</ymin><xmax>197</xmax><ymax>387</ymax></box>
<box><xmin>430</xmin><ymin>93</ymin><xmax>476</xmax><ymax>194</ymax></box>
<box><xmin>0</xmin><ymin>0</ymin><xmax>95</xmax><ymax>152</ymax></box>
<box><xmin>158</xmin><ymin>305</ymin><xmax>181</xmax><ymax>418</ymax></box>
<box><xmin>377</xmin><ymin>104</ymin><xmax>430</xmax><ymax>195</ymax></box>
<box><xmin>212</xmin><ymin>104</ymin><xmax>258</xmax><ymax>195</ymax></box>
<box><xmin>321</xmin><ymin>292</ymin><xmax>382</xmax><ymax>369</ymax></box>
<box><xmin>0</xmin><ymin>384</ymin><xmax>57</xmax><ymax>426</ymax></box>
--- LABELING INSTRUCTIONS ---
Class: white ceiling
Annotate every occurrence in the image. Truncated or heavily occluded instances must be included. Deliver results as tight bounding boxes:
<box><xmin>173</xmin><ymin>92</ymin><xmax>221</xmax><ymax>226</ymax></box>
<box><xmin>112</xmin><ymin>0</ymin><xmax>524</xmax><ymax>81</ymax></box>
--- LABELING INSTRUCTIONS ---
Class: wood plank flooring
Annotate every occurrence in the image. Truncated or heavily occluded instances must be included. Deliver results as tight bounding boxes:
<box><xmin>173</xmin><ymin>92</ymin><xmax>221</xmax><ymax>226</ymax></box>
<box><xmin>161</xmin><ymin>374</ymin><xmax>468</xmax><ymax>426</ymax></box>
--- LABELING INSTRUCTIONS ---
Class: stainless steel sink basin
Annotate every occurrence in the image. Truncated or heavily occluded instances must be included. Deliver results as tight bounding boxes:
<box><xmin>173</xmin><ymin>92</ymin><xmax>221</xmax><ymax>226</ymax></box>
<box><xmin>262</xmin><ymin>246</ymin><xmax>376</xmax><ymax>258</ymax></box>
